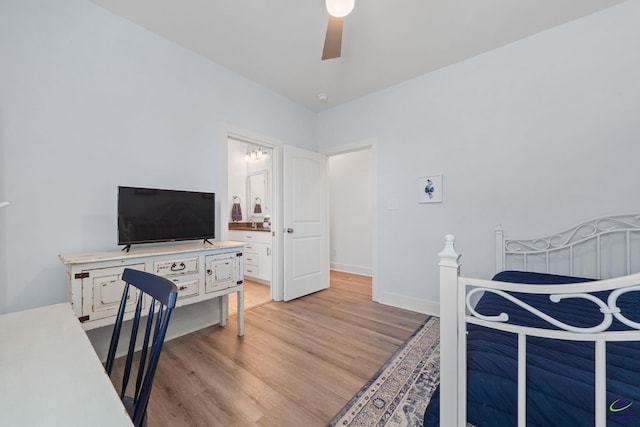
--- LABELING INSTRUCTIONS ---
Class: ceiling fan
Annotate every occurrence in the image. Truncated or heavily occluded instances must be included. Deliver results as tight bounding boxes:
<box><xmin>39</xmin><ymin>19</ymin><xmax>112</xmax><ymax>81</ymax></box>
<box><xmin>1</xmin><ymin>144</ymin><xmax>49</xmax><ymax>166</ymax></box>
<box><xmin>322</xmin><ymin>0</ymin><xmax>355</xmax><ymax>60</ymax></box>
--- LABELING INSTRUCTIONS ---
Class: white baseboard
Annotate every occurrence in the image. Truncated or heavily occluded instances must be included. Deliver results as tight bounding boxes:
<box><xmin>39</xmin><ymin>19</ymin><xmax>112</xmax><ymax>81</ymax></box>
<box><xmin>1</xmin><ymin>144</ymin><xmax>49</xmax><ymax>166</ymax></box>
<box><xmin>244</xmin><ymin>276</ymin><xmax>270</xmax><ymax>286</ymax></box>
<box><xmin>330</xmin><ymin>263</ymin><xmax>372</xmax><ymax>277</ymax></box>
<box><xmin>375</xmin><ymin>291</ymin><xmax>440</xmax><ymax>316</ymax></box>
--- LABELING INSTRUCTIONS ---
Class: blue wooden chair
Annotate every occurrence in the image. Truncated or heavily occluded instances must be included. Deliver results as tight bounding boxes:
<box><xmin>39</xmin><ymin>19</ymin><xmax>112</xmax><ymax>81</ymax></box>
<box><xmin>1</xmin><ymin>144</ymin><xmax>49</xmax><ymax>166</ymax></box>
<box><xmin>105</xmin><ymin>268</ymin><xmax>178</xmax><ymax>427</ymax></box>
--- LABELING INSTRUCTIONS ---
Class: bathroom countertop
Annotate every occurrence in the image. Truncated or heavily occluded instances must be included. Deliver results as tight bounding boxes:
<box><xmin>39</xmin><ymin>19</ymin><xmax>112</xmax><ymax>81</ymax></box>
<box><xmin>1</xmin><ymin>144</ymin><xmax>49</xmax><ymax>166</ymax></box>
<box><xmin>228</xmin><ymin>222</ymin><xmax>271</xmax><ymax>232</ymax></box>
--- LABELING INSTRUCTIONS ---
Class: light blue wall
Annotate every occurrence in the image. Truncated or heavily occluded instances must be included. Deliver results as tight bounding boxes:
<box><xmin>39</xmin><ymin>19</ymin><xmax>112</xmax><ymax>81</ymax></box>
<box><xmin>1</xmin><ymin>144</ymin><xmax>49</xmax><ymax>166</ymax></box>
<box><xmin>2</xmin><ymin>0</ymin><xmax>639</xmax><ymax>322</ymax></box>
<box><xmin>318</xmin><ymin>1</ymin><xmax>640</xmax><ymax>313</ymax></box>
<box><xmin>329</xmin><ymin>149</ymin><xmax>374</xmax><ymax>276</ymax></box>
<box><xmin>0</xmin><ymin>0</ymin><xmax>316</xmax><ymax>315</ymax></box>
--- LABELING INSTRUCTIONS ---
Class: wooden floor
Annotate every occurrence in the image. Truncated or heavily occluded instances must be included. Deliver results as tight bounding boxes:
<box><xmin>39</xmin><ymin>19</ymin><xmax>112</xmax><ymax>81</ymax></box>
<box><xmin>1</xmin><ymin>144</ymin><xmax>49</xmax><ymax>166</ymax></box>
<box><xmin>228</xmin><ymin>279</ymin><xmax>271</xmax><ymax>316</ymax></box>
<box><xmin>117</xmin><ymin>271</ymin><xmax>427</xmax><ymax>426</ymax></box>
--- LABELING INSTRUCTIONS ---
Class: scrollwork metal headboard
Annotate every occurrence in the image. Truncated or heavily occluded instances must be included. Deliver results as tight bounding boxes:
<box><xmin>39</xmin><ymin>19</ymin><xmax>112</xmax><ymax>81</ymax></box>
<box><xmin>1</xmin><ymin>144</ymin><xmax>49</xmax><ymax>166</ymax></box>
<box><xmin>496</xmin><ymin>214</ymin><xmax>640</xmax><ymax>279</ymax></box>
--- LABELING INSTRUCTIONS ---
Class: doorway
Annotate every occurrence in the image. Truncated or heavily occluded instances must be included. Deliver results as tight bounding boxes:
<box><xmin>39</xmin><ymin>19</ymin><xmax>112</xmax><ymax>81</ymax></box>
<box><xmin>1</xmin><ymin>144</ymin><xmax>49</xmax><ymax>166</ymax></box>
<box><xmin>327</xmin><ymin>142</ymin><xmax>377</xmax><ymax>300</ymax></box>
<box><xmin>223</xmin><ymin>128</ymin><xmax>374</xmax><ymax>304</ymax></box>
<box><xmin>226</xmin><ymin>135</ymin><xmax>277</xmax><ymax>308</ymax></box>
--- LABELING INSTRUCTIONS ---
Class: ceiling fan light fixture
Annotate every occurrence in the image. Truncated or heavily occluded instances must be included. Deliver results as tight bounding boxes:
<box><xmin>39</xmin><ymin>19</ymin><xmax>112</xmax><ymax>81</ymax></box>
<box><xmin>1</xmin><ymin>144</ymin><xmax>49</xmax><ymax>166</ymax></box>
<box><xmin>326</xmin><ymin>0</ymin><xmax>354</xmax><ymax>18</ymax></box>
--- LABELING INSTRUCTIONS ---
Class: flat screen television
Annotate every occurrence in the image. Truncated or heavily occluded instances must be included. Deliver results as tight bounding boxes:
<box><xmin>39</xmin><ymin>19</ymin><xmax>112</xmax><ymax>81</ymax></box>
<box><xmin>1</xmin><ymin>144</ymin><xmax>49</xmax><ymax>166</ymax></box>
<box><xmin>118</xmin><ymin>186</ymin><xmax>215</xmax><ymax>248</ymax></box>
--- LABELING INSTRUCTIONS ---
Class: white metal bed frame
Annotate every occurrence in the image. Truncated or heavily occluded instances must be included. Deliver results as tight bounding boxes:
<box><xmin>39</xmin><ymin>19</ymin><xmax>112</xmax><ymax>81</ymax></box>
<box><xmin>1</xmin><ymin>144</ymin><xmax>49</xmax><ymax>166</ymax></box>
<box><xmin>439</xmin><ymin>214</ymin><xmax>640</xmax><ymax>427</ymax></box>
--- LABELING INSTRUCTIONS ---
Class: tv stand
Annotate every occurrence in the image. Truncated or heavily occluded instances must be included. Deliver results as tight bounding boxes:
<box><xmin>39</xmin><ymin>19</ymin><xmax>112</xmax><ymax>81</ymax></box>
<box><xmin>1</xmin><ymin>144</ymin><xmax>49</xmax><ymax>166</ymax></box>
<box><xmin>203</xmin><ymin>238</ymin><xmax>213</xmax><ymax>245</ymax></box>
<box><xmin>59</xmin><ymin>242</ymin><xmax>245</xmax><ymax>335</ymax></box>
<box><xmin>121</xmin><ymin>244</ymin><xmax>131</xmax><ymax>253</ymax></box>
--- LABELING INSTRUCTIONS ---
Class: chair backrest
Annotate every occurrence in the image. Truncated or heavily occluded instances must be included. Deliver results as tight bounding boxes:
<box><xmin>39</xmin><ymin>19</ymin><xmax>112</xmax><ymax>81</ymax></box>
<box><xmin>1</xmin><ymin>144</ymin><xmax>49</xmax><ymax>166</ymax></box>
<box><xmin>105</xmin><ymin>268</ymin><xmax>178</xmax><ymax>427</ymax></box>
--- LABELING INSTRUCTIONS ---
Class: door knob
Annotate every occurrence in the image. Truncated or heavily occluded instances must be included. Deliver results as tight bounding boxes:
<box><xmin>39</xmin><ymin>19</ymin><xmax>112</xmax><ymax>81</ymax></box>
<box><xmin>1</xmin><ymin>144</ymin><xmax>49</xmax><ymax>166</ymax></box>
<box><xmin>286</xmin><ymin>228</ymin><xmax>294</xmax><ymax>233</ymax></box>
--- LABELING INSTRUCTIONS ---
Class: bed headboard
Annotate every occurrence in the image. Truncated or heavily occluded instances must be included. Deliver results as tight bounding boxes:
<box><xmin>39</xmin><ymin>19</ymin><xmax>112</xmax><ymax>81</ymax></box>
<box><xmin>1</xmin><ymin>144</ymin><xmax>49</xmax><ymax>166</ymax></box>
<box><xmin>495</xmin><ymin>213</ymin><xmax>640</xmax><ymax>279</ymax></box>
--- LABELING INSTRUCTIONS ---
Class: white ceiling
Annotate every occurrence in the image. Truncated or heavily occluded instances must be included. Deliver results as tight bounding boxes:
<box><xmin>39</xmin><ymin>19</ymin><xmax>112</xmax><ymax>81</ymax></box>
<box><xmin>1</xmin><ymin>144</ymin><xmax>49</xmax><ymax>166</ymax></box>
<box><xmin>89</xmin><ymin>0</ymin><xmax>625</xmax><ymax>112</ymax></box>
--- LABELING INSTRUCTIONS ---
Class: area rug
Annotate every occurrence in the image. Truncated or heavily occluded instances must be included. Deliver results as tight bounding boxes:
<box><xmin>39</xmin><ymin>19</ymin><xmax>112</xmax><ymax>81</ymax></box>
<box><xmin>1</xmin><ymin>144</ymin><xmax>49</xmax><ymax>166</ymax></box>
<box><xmin>327</xmin><ymin>316</ymin><xmax>440</xmax><ymax>427</ymax></box>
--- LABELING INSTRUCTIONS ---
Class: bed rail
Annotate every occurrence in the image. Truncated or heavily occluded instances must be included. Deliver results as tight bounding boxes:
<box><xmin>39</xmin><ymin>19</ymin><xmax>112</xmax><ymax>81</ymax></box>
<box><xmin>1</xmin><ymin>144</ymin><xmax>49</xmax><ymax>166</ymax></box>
<box><xmin>440</xmin><ymin>234</ymin><xmax>640</xmax><ymax>427</ymax></box>
<box><xmin>496</xmin><ymin>214</ymin><xmax>640</xmax><ymax>279</ymax></box>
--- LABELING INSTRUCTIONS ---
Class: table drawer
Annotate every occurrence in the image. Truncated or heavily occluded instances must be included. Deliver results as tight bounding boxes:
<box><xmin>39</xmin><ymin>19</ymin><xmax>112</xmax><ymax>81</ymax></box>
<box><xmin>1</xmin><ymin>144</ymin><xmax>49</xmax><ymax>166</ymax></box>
<box><xmin>168</xmin><ymin>277</ymin><xmax>200</xmax><ymax>300</ymax></box>
<box><xmin>154</xmin><ymin>257</ymin><xmax>199</xmax><ymax>277</ymax></box>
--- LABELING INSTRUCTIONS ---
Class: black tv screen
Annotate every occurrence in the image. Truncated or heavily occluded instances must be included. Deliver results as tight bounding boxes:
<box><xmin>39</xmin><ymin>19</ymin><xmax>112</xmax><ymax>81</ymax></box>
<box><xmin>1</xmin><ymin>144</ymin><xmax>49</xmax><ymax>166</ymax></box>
<box><xmin>118</xmin><ymin>186</ymin><xmax>215</xmax><ymax>246</ymax></box>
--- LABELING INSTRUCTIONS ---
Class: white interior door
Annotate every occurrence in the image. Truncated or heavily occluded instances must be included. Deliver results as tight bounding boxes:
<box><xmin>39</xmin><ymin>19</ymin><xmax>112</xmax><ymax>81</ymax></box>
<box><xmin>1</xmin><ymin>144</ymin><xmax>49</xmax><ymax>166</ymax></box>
<box><xmin>283</xmin><ymin>145</ymin><xmax>329</xmax><ymax>301</ymax></box>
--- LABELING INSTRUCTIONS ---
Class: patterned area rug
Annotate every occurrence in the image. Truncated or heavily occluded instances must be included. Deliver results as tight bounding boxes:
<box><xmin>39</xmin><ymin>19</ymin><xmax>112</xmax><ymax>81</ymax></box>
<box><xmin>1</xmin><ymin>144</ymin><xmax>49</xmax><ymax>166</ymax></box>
<box><xmin>327</xmin><ymin>316</ymin><xmax>440</xmax><ymax>427</ymax></box>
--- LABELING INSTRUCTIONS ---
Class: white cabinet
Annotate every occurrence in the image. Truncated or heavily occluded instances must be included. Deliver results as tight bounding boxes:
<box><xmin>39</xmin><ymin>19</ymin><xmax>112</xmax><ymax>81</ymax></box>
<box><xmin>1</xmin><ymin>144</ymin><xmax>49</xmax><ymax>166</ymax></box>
<box><xmin>205</xmin><ymin>252</ymin><xmax>241</xmax><ymax>293</ymax></box>
<box><xmin>60</xmin><ymin>242</ymin><xmax>245</xmax><ymax>335</ymax></box>
<box><xmin>80</xmin><ymin>263</ymin><xmax>146</xmax><ymax>322</ymax></box>
<box><xmin>243</xmin><ymin>239</ymin><xmax>260</xmax><ymax>278</ymax></box>
<box><xmin>229</xmin><ymin>230</ymin><xmax>272</xmax><ymax>282</ymax></box>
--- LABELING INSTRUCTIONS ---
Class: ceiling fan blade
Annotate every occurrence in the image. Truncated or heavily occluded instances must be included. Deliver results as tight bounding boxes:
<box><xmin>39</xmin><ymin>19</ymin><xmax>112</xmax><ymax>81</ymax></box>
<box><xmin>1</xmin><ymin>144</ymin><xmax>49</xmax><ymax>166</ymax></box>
<box><xmin>322</xmin><ymin>15</ymin><xmax>343</xmax><ymax>60</ymax></box>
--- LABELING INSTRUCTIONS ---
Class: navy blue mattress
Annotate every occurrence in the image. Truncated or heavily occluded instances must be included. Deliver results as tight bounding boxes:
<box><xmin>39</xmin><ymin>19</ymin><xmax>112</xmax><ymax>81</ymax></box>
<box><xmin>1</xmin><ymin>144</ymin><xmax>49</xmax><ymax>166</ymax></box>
<box><xmin>423</xmin><ymin>271</ymin><xmax>640</xmax><ymax>426</ymax></box>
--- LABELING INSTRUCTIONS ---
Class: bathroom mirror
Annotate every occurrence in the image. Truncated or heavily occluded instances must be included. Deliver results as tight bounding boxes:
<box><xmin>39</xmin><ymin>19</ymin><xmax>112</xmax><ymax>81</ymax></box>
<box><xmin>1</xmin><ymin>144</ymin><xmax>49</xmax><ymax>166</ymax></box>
<box><xmin>247</xmin><ymin>170</ymin><xmax>267</xmax><ymax>218</ymax></box>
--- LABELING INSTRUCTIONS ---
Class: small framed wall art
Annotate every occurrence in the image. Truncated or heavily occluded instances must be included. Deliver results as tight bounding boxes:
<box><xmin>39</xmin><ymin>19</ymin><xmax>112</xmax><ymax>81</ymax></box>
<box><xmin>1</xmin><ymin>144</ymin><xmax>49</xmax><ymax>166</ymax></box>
<box><xmin>418</xmin><ymin>174</ymin><xmax>443</xmax><ymax>203</ymax></box>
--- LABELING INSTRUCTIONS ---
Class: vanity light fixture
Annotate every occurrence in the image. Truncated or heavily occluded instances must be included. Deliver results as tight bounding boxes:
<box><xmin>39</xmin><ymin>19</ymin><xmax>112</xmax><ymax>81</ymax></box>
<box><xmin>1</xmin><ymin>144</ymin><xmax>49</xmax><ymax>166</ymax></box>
<box><xmin>244</xmin><ymin>146</ymin><xmax>269</xmax><ymax>161</ymax></box>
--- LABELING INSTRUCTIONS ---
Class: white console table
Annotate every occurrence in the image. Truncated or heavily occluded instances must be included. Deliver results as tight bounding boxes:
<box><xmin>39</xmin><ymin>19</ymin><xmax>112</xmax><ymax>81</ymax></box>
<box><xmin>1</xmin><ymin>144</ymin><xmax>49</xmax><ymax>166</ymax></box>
<box><xmin>0</xmin><ymin>303</ymin><xmax>133</xmax><ymax>426</ymax></box>
<box><xmin>59</xmin><ymin>242</ymin><xmax>245</xmax><ymax>335</ymax></box>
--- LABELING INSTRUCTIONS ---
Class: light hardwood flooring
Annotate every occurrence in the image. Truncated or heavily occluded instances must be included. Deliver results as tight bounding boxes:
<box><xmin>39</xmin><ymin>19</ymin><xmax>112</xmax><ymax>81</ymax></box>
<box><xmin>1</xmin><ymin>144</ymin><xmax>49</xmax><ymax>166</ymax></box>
<box><xmin>115</xmin><ymin>271</ymin><xmax>427</xmax><ymax>426</ymax></box>
<box><xmin>228</xmin><ymin>279</ymin><xmax>271</xmax><ymax>316</ymax></box>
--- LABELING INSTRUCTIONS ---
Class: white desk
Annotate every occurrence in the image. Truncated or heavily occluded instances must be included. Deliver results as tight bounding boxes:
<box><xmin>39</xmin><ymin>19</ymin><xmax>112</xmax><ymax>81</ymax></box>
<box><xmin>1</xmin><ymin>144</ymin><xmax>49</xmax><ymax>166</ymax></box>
<box><xmin>0</xmin><ymin>303</ymin><xmax>133</xmax><ymax>426</ymax></box>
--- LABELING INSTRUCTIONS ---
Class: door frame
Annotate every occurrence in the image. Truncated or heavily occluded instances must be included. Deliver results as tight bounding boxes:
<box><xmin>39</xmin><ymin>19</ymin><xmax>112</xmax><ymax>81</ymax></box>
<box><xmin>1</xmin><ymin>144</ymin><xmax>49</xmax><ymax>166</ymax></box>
<box><xmin>220</xmin><ymin>124</ymin><xmax>283</xmax><ymax>301</ymax></box>
<box><xmin>323</xmin><ymin>138</ymin><xmax>379</xmax><ymax>302</ymax></box>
